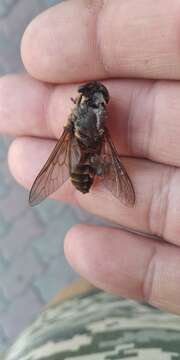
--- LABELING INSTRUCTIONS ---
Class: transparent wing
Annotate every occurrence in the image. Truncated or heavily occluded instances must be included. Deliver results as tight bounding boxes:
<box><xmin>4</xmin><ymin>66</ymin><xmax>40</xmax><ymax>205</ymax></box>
<box><xmin>29</xmin><ymin>128</ymin><xmax>80</xmax><ymax>206</ymax></box>
<box><xmin>101</xmin><ymin>128</ymin><xmax>135</xmax><ymax>206</ymax></box>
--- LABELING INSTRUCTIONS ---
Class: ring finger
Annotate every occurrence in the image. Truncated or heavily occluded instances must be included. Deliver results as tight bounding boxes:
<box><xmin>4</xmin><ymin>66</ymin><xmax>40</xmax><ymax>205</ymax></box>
<box><xmin>8</xmin><ymin>136</ymin><xmax>180</xmax><ymax>246</ymax></box>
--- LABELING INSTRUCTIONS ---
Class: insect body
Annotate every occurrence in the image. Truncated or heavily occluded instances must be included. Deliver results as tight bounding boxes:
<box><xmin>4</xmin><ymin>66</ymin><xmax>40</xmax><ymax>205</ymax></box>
<box><xmin>29</xmin><ymin>81</ymin><xmax>135</xmax><ymax>206</ymax></box>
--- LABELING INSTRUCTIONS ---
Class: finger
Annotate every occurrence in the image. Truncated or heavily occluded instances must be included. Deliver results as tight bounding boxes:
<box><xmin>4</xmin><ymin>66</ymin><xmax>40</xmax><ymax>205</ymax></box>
<box><xmin>8</xmin><ymin>136</ymin><xmax>76</xmax><ymax>205</ymax></box>
<box><xmin>0</xmin><ymin>74</ymin><xmax>53</xmax><ymax>137</ymax></box>
<box><xmin>8</xmin><ymin>136</ymin><xmax>180</xmax><ymax>245</ymax></box>
<box><xmin>21</xmin><ymin>0</ymin><xmax>180</xmax><ymax>82</ymax></box>
<box><xmin>2</xmin><ymin>74</ymin><xmax>180</xmax><ymax>167</ymax></box>
<box><xmin>65</xmin><ymin>224</ymin><xmax>180</xmax><ymax>314</ymax></box>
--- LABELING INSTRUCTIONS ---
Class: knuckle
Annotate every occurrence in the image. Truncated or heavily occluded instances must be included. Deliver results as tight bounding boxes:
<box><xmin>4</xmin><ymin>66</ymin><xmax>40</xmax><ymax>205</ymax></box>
<box><xmin>147</xmin><ymin>166</ymin><xmax>176</xmax><ymax>239</ymax></box>
<box><xmin>142</xmin><ymin>246</ymin><xmax>157</xmax><ymax>303</ymax></box>
<box><xmin>143</xmin><ymin>245</ymin><xmax>180</xmax><ymax>314</ymax></box>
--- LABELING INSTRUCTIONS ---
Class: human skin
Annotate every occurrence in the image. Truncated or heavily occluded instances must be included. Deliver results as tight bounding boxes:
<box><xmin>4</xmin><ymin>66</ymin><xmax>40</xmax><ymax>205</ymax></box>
<box><xmin>1</xmin><ymin>0</ymin><xmax>180</xmax><ymax>313</ymax></box>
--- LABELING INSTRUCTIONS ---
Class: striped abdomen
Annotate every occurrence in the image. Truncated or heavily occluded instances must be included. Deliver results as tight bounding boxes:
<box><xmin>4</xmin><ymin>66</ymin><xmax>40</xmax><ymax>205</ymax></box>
<box><xmin>70</xmin><ymin>164</ymin><xmax>95</xmax><ymax>194</ymax></box>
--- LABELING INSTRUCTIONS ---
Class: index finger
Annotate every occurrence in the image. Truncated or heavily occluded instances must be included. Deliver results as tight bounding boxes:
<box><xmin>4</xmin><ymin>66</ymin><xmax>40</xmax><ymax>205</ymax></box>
<box><xmin>21</xmin><ymin>0</ymin><xmax>180</xmax><ymax>83</ymax></box>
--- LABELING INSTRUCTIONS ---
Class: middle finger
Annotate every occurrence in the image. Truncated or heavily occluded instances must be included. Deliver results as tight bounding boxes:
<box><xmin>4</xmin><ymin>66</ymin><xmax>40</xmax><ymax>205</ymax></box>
<box><xmin>1</xmin><ymin>75</ymin><xmax>180</xmax><ymax>167</ymax></box>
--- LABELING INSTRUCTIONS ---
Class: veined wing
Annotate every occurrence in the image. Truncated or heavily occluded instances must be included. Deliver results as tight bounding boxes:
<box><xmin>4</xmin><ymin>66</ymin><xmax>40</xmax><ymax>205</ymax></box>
<box><xmin>101</xmin><ymin>128</ymin><xmax>135</xmax><ymax>206</ymax></box>
<box><xmin>29</xmin><ymin>127</ymin><xmax>80</xmax><ymax>206</ymax></box>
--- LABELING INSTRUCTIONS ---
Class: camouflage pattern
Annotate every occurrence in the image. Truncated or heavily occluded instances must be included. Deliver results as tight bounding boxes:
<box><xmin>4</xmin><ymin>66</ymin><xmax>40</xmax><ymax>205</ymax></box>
<box><xmin>3</xmin><ymin>290</ymin><xmax>180</xmax><ymax>359</ymax></box>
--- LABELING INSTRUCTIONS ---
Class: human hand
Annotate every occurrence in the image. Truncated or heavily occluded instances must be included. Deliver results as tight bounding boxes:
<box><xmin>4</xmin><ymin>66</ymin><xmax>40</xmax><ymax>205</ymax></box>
<box><xmin>1</xmin><ymin>0</ymin><xmax>180</xmax><ymax>314</ymax></box>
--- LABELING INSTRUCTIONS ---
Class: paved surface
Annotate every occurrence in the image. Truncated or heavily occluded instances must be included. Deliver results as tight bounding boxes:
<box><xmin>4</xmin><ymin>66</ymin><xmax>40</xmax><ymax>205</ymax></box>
<box><xmin>0</xmin><ymin>0</ymin><xmax>108</xmax><ymax>351</ymax></box>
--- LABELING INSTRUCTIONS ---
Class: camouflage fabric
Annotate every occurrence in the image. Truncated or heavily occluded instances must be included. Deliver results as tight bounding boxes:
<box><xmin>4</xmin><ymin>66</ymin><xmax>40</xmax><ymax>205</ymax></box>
<box><xmin>2</xmin><ymin>290</ymin><xmax>180</xmax><ymax>359</ymax></box>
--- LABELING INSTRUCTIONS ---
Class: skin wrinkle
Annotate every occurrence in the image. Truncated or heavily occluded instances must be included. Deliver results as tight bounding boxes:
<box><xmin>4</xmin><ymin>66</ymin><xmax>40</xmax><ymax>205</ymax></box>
<box><xmin>149</xmin><ymin>166</ymin><xmax>175</xmax><ymax>238</ymax></box>
<box><xmin>160</xmin><ymin>166</ymin><xmax>177</xmax><ymax>240</ymax></box>
<box><xmin>142</xmin><ymin>243</ymin><xmax>157</xmax><ymax>303</ymax></box>
<box><xmin>144</xmin><ymin>245</ymin><xmax>180</xmax><ymax>313</ymax></box>
<box><xmin>46</xmin><ymin>85</ymin><xmax>67</xmax><ymax>139</ymax></box>
<box><xmin>42</xmin><ymin>83</ymin><xmax>55</xmax><ymax>140</ymax></box>
<box><xmin>126</xmin><ymin>83</ymin><xmax>137</xmax><ymax>155</ymax></box>
<box><xmin>174</xmin><ymin>2</ymin><xmax>180</xmax><ymax>63</ymax></box>
<box><xmin>146</xmin><ymin>184</ymin><xmax>155</xmax><ymax>236</ymax></box>
<box><xmin>77</xmin><ymin>0</ymin><xmax>102</xmax><ymax>78</ymax></box>
<box><xmin>147</xmin><ymin>165</ymin><xmax>164</xmax><ymax>237</ymax></box>
<box><xmin>95</xmin><ymin>0</ymin><xmax>110</xmax><ymax>77</ymax></box>
<box><xmin>143</xmin><ymin>80</ymin><xmax>158</xmax><ymax>160</ymax></box>
<box><xmin>125</xmin><ymin>80</ymin><xmax>156</xmax><ymax>157</ymax></box>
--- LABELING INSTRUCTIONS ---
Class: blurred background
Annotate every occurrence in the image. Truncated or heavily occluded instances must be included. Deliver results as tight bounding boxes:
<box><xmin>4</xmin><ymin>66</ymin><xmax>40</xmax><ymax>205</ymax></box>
<box><xmin>0</xmin><ymin>0</ymin><xmax>107</xmax><ymax>351</ymax></box>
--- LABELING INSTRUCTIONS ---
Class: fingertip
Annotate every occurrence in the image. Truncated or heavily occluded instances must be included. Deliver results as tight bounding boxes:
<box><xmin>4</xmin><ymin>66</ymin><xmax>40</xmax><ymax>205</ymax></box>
<box><xmin>64</xmin><ymin>224</ymin><xmax>118</xmax><ymax>286</ymax></box>
<box><xmin>8</xmin><ymin>137</ymin><xmax>54</xmax><ymax>189</ymax></box>
<box><xmin>20</xmin><ymin>0</ymin><xmax>103</xmax><ymax>83</ymax></box>
<box><xmin>7</xmin><ymin>136</ymin><xmax>77</xmax><ymax>204</ymax></box>
<box><xmin>64</xmin><ymin>224</ymin><xmax>96</xmax><ymax>290</ymax></box>
<box><xmin>8</xmin><ymin>138</ymin><xmax>32</xmax><ymax>188</ymax></box>
<box><xmin>21</xmin><ymin>14</ymin><xmax>43</xmax><ymax>80</ymax></box>
<box><xmin>0</xmin><ymin>73</ymin><xmax>53</xmax><ymax>137</ymax></box>
<box><xmin>64</xmin><ymin>224</ymin><xmax>91</xmax><ymax>258</ymax></box>
<box><xmin>64</xmin><ymin>224</ymin><xmax>157</xmax><ymax>301</ymax></box>
<box><xmin>8</xmin><ymin>138</ymin><xmax>22</xmax><ymax>183</ymax></box>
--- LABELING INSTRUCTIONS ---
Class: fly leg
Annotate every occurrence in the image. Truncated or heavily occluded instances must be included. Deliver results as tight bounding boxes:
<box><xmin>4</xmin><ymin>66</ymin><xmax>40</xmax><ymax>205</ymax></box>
<box><xmin>70</xmin><ymin>94</ymin><xmax>82</xmax><ymax>105</ymax></box>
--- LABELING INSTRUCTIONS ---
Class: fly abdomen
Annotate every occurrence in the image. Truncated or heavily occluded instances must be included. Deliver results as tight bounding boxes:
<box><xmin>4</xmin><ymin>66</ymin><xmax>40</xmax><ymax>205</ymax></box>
<box><xmin>70</xmin><ymin>164</ymin><xmax>94</xmax><ymax>194</ymax></box>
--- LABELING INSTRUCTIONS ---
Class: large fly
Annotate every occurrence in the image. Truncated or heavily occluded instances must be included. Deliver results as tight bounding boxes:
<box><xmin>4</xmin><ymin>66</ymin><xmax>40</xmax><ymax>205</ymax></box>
<box><xmin>29</xmin><ymin>81</ymin><xmax>135</xmax><ymax>206</ymax></box>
